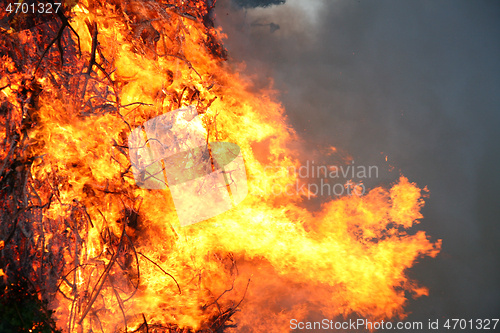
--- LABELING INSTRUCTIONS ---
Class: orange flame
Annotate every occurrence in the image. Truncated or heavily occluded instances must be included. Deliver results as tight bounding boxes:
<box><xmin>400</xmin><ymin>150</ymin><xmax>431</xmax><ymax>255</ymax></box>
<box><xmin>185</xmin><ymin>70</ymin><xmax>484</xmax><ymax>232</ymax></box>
<box><xmin>1</xmin><ymin>0</ymin><xmax>441</xmax><ymax>331</ymax></box>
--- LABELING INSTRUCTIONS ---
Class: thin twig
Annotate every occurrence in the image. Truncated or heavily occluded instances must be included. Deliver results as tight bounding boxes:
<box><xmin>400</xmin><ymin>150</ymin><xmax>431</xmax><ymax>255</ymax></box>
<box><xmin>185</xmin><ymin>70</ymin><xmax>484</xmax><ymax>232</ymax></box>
<box><xmin>78</xmin><ymin>223</ymin><xmax>127</xmax><ymax>325</ymax></box>
<box><xmin>81</xmin><ymin>21</ymin><xmax>99</xmax><ymax>101</ymax></box>
<box><xmin>32</xmin><ymin>4</ymin><xmax>81</xmax><ymax>77</ymax></box>
<box><xmin>138</xmin><ymin>252</ymin><xmax>181</xmax><ymax>294</ymax></box>
<box><xmin>142</xmin><ymin>314</ymin><xmax>149</xmax><ymax>333</ymax></box>
<box><xmin>110</xmin><ymin>278</ymin><xmax>128</xmax><ymax>332</ymax></box>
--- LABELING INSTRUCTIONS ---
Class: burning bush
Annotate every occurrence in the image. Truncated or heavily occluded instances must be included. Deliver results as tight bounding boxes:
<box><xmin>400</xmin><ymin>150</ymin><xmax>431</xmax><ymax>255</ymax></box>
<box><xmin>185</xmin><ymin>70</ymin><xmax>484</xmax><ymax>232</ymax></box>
<box><xmin>0</xmin><ymin>0</ymin><xmax>440</xmax><ymax>332</ymax></box>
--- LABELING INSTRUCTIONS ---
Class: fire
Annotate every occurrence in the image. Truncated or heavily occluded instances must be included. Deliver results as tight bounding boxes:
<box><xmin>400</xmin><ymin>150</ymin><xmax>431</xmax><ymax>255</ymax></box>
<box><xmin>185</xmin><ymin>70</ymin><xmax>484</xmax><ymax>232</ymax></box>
<box><xmin>0</xmin><ymin>0</ymin><xmax>441</xmax><ymax>332</ymax></box>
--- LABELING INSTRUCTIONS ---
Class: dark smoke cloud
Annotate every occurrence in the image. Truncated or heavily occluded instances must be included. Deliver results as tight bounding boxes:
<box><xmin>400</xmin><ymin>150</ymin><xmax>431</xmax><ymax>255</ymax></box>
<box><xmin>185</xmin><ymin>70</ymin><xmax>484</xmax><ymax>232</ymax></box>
<box><xmin>231</xmin><ymin>0</ymin><xmax>285</xmax><ymax>9</ymax></box>
<box><xmin>215</xmin><ymin>0</ymin><xmax>500</xmax><ymax>331</ymax></box>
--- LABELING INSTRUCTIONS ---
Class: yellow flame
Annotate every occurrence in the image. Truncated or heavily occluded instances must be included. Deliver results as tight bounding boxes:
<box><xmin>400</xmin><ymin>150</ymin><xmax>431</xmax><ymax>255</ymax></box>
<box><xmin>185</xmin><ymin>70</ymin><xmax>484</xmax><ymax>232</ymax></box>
<box><xmin>4</xmin><ymin>0</ymin><xmax>443</xmax><ymax>331</ymax></box>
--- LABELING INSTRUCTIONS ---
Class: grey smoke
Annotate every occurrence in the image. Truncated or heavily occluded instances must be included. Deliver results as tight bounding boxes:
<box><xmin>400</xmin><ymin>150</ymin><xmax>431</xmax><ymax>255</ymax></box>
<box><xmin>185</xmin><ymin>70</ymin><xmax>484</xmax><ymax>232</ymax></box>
<box><xmin>215</xmin><ymin>0</ymin><xmax>500</xmax><ymax>331</ymax></box>
<box><xmin>231</xmin><ymin>0</ymin><xmax>286</xmax><ymax>9</ymax></box>
<box><xmin>250</xmin><ymin>20</ymin><xmax>280</xmax><ymax>33</ymax></box>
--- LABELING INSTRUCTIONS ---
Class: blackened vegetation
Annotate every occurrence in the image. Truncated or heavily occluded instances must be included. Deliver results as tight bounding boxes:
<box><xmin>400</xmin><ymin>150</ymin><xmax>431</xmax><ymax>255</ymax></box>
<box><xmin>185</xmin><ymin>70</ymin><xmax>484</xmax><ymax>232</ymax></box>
<box><xmin>0</xmin><ymin>1</ymin><xmax>242</xmax><ymax>332</ymax></box>
<box><xmin>118</xmin><ymin>0</ymin><xmax>227</xmax><ymax>60</ymax></box>
<box><xmin>0</xmin><ymin>4</ymin><xmax>76</xmax><ymax>332</ymax></box>
<box><xmin>0</xmin><ymin>0</ymin><xmax>62</xmax><ymax>34</ymax></box>
<box><xmin>0</xmin><ymin>274</ymin><xmax>61</xmax><ymax>333</ymax></box>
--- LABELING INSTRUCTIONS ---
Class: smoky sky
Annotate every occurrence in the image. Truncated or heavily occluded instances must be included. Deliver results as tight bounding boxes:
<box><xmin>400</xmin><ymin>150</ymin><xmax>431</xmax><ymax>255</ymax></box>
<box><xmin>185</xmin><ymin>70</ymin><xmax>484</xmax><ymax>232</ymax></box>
<box><xmin>214</xmin><ymin>0</ymin><xmax>500</xmax><ymax>331</ymax></box>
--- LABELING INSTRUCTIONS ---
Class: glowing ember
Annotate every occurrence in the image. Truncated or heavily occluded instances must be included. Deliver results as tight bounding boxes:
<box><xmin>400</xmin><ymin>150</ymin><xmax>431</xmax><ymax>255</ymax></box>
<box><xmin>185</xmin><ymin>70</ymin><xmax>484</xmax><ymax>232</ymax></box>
<box><xmin>0</xmin><ymin>0</ymin><xmax>441</xmax><ymax>332</ymax></box>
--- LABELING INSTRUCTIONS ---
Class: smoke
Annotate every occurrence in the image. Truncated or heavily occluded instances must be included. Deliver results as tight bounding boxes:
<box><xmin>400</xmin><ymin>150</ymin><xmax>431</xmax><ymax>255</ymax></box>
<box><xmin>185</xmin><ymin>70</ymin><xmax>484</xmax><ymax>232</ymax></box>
<box><xmin>231</xmin><ymin>0</ymin><xmax>286</xmax><ymax>9</ymax></box>
<box><xmin>215</xmin><ymin>0</ymin><xmax>500</xmax><ymax>330</ymax></box>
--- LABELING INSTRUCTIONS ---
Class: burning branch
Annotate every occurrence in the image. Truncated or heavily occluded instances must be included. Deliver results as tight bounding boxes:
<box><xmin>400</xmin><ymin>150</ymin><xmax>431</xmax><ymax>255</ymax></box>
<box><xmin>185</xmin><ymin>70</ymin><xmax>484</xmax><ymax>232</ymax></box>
<box><xmin>77</xmin><ymin>223</ymin><xmax>126</xmax><ymax>326</ymax></box>
<box><xmin>33</xmin><ymin>1</ymin><xmax>81</xmax><ymax>75</ymax></box>
<box><xmin>138</xmin><ymin>252</ymin><xmax>181</xmax><ymax>295</ymax></box>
